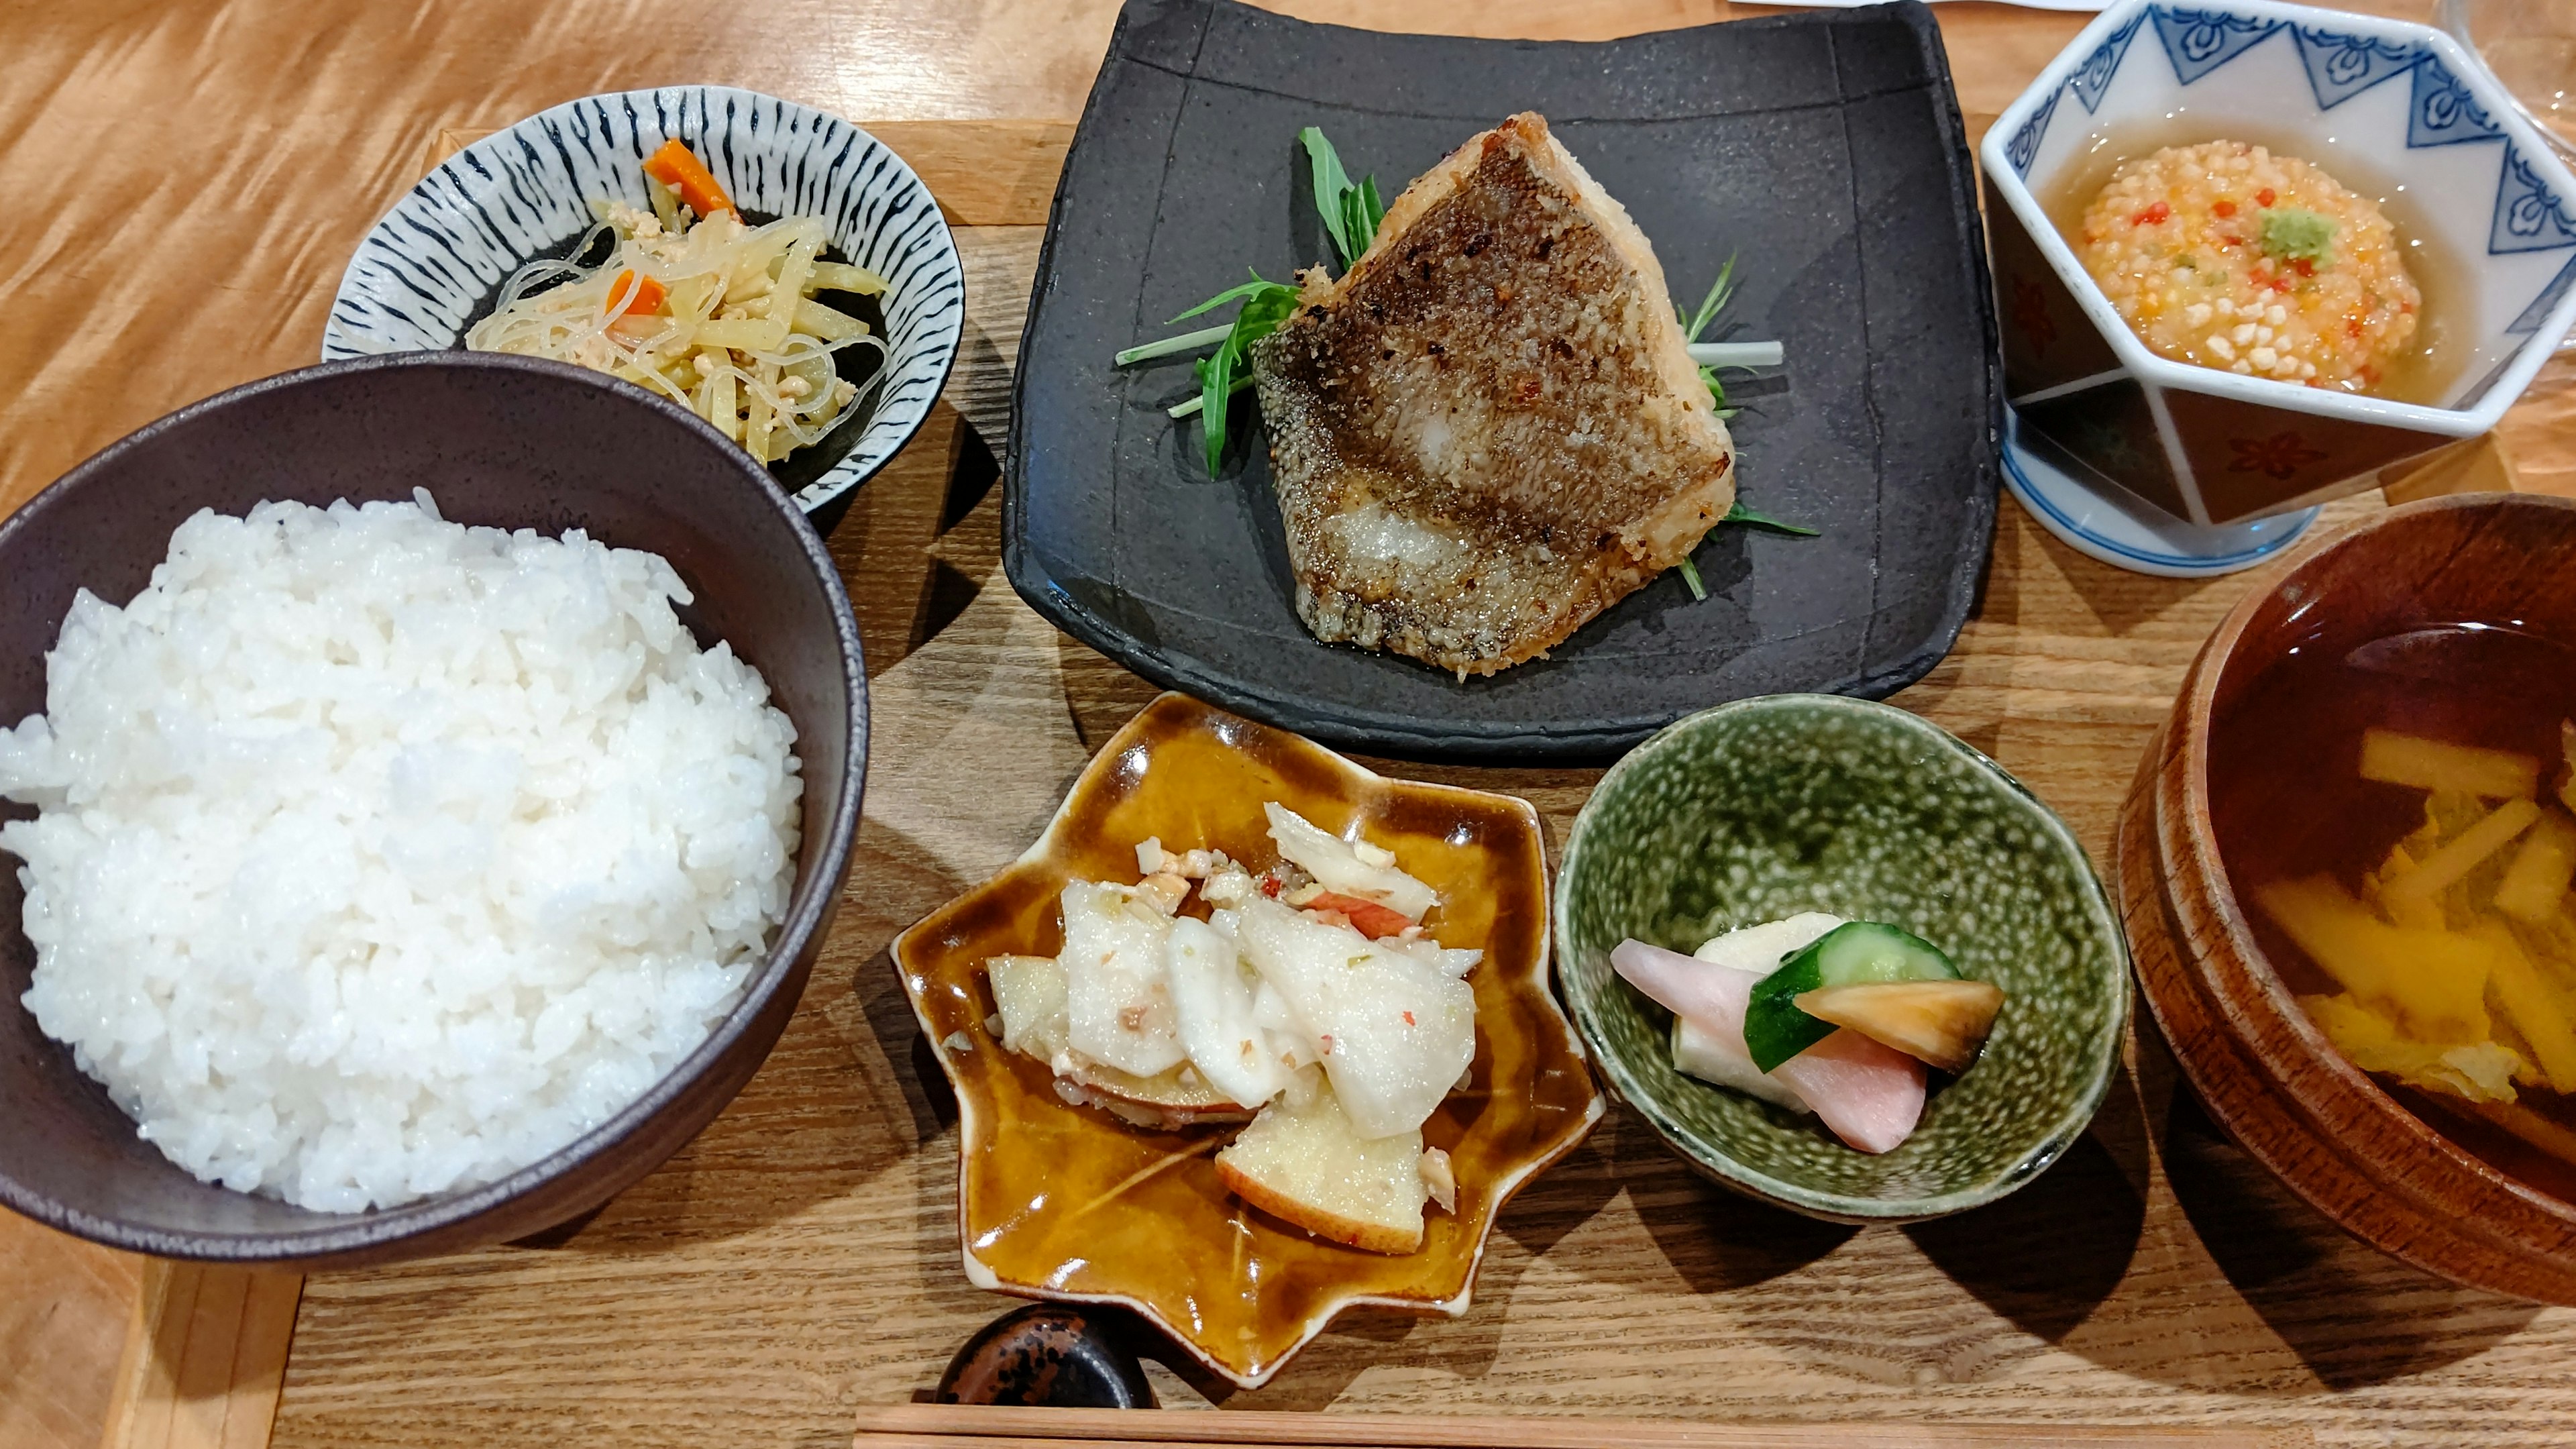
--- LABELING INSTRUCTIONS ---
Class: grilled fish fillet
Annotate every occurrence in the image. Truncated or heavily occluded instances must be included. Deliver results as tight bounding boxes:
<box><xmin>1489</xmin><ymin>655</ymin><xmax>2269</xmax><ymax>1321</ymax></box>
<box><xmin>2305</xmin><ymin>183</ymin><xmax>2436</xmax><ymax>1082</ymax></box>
<box><xmin>1248</xmin><ymin>113</ymin><xmax>1736</xmax><ymax>678</ymax></box>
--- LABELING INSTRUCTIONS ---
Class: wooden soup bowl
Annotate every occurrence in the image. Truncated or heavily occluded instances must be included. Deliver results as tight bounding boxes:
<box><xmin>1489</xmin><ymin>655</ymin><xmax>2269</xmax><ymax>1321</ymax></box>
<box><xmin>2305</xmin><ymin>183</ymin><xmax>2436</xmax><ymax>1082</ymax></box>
<box><xmin>2118</xmin><ymin>492</ymin><xmax>2576</xmax><ymax>1304</ymax></box>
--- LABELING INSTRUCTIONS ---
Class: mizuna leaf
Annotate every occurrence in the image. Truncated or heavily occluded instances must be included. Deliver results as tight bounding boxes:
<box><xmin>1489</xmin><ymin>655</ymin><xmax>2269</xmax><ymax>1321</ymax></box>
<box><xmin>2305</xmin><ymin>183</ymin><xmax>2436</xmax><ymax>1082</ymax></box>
<box><xmin>1723</xmin><ymin>497</ymin><xmax>1820</xmax><ymax>537</ymax></box>
<box><xmin>1187</xmin><ymin>275</ymin><xmax>1301</xmax><ymax>474</ymax></box>
<box><xmin>1300</xmin><ymin>127</ymin><xmax>1383</xmax><ymax>268</ymax></box>
<box><xmin>1684</xmin><ymin>254</ymin><xmax>1738</xmax><ymax>343</ymax></box>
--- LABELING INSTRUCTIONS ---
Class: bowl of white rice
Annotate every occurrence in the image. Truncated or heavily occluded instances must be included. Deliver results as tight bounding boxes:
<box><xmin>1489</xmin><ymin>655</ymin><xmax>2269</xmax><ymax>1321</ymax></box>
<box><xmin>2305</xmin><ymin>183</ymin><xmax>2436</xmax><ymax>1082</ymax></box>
<box><xmin>0</xmin><ymin>352</ymin><xmax>866</xmax><ymax>1267</ymax></box>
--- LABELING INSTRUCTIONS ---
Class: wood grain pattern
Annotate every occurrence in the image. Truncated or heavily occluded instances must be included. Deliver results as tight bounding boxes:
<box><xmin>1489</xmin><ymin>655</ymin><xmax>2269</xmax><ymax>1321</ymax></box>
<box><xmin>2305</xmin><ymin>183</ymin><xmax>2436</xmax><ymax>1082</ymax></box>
<box><xmin>431</xmin><ymin>121</ymin><xmax>1073</xmax><ymax>226</ymax></box>
<box><xmin>97</xmin><ymin>1263</ymin><xmax>303</xmax><ymax>1449</ymax></box>
<box><xmin>847</xmin><ymin>1437</ymin><xmax>2296</xmax><ymax>1449</ymax></box>
<box><xmin>0</xmin><ymin>1215</ymin><xmax>142</xmax><ymax>1449</ymax></box>
<box><xmin>853</xmin><ymin>1403</ymin><xmax>2315</xmax><ymax>1446</ymax></box>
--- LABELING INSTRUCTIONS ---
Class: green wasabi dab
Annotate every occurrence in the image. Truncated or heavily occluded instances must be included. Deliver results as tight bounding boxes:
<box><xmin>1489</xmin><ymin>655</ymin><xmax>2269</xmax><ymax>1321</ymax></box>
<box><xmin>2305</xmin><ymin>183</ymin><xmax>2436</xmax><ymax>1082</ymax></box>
<box><xmin>2259</xmin><ymin>207</ymin><xmax>2337</xmax><ymax>268</ymax></box>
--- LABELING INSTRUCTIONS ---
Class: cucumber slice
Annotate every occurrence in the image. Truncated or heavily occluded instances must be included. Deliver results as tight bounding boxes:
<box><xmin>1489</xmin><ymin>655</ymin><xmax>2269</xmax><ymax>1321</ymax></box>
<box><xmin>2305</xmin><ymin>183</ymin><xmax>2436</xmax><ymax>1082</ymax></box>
<box><xmin>1742</xmin><ymin>922</ymin><xmax>1957</xmax><ymax>1073</ymax></box>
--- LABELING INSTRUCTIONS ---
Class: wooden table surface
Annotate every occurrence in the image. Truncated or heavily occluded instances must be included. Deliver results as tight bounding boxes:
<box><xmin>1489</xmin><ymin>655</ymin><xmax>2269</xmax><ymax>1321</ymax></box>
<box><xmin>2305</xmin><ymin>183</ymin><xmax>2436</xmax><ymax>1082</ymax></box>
<box><xmin>11</xmin><ymin>2</ymin><xmax>2576</xmax><ymax>1448</ymax></box>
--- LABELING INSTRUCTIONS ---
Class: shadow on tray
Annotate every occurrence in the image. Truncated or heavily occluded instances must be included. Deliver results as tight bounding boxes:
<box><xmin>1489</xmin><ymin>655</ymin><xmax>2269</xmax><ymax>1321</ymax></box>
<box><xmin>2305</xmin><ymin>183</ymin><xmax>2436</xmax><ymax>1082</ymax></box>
<box><xmin>2158</xmin><ymin>1083</ymin><xmax>2540</xmax><ymax>1389</ymax></box>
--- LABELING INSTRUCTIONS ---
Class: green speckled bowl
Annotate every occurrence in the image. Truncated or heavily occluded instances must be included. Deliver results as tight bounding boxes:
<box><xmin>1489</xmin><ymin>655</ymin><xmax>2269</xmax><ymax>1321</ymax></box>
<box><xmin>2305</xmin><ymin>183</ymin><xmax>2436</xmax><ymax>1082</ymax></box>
<box><xmin>1556</xmin><ymin>695</ymin><xmax>2129</xmax><ymax>1222</ymax></box>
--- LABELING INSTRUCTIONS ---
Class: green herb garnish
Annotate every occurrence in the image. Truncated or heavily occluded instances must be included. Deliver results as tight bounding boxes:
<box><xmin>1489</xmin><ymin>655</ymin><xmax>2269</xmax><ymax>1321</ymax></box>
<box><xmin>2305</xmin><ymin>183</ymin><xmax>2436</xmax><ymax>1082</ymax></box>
<box><xmin>1682</xmin><ymin>255</ymin><xmax>1738</xmax><ymax>345</ymax></box>
<box><xmin>1168</xmin><ymin>273</ymin><xmax>1302</xmax><ymax>473</ymax></box>
<box><xmin>1668</xmin><ymin>254</ymin><xmax>1810</xmax><ymax>597</ymax></box>
<box><xmin>1112</xmin><ymin>128</ymin><xmax>1380</xmax><ymax>472</ymax></box>
<box><xmin>2259</xmin><ymin>207</ymin><xmax>2337</xmax><ymax>268</ymax></box>
<box><xmin>1680</xmin><ymin>255</ymin><xmax>1743</xmax><ymax>419</ymax></box>
<box><xmin>1300</xmin><ymin>127</ymin><xmax>1386</xmax><ymax>269</ymax></box>
<box><xmin>1721</xmin><ymin>498</ymin><xmax>1821</xmax><ymax>537</ymax></box>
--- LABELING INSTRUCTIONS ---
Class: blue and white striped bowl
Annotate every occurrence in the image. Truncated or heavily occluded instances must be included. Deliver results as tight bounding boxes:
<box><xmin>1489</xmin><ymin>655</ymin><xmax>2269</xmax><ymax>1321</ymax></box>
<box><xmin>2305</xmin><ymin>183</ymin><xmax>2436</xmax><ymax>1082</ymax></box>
<box><xmin>324</xmin><ymin>86</ymin><xmax>964</xmax><ymax>516</ymax></box>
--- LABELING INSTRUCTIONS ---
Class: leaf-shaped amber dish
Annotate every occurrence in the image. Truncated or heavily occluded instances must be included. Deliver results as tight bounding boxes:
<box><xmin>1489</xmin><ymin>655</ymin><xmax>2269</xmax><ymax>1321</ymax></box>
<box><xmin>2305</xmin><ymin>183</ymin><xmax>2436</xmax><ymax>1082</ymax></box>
<box><xmin>894</xmin><ymin>694</ymin><xmax>1603</xmax><ymax>1387</ymax></box>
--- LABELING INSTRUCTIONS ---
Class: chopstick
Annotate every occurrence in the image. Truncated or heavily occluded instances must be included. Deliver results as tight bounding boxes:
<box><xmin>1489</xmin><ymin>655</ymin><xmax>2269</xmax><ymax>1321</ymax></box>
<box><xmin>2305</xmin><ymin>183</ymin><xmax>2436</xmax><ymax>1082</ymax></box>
<box><xmin>854</xmin><ymin>1404</ymin><xmax>2313</xmax><ymax>1448</ymax></box>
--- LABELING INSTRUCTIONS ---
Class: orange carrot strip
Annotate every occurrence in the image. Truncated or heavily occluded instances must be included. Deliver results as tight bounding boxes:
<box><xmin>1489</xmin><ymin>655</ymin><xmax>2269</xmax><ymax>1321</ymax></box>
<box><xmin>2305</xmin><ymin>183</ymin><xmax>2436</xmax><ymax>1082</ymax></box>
<box><xmin>1303</xmin><ymin>891</ymin><xmax>1416</xmax><ymax>940</ymax></box>
<box><xmin>641</xmin><ymin>139</ymin><xmax>735</xmax><ymax>219</ymax></box>
<box><xmin>607</xmin><ymin>270</ymin><xmax>666</xmax><ymax>317</ymax></box>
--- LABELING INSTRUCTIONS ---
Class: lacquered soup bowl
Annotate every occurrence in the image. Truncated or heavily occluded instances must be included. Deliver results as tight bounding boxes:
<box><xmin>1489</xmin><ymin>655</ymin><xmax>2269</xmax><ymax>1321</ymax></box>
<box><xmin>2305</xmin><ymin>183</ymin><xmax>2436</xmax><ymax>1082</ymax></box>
<box><xmin>2119</xmin><ymin>492</ymin><xmax>2576</xmax><ymax>1302</ymax></box>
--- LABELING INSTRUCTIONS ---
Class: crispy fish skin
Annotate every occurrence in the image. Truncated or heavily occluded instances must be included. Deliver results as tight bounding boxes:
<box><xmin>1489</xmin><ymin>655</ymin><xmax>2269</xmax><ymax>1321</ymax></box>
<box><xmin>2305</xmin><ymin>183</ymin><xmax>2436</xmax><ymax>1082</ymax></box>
<box><xmin>1249</xmin><ymin>112</ymin><xmax>1737</xmax><ymax>678</ymax></box>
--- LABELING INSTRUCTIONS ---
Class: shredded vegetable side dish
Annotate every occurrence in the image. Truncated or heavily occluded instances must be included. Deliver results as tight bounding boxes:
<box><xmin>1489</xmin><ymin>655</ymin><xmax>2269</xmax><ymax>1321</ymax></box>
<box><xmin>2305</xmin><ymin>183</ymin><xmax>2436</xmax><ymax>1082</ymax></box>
<box><xmin>468</xmin><ymin>140</ymin><xmax>890</xmax><ymax>463</ymax></box>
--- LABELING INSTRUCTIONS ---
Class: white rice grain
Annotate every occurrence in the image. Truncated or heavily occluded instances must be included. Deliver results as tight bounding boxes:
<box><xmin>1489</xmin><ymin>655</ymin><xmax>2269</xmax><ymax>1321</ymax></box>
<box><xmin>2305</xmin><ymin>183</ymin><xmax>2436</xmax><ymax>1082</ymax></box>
<box><xmin>0</xmin><ymin>491</ymin><xmax>801</xmax><ymax>1212</ymax></box>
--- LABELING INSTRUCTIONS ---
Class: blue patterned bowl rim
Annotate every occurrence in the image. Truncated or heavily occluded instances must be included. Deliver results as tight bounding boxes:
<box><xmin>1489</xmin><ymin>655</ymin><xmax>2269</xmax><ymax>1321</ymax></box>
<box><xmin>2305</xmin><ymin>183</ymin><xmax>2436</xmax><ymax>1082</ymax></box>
<box><xmin>1978</xmin><ymin>0</ymin><xmax>2576</xmax><ymax>437</ymax></box>
<box><xmin>321</xmin><ymin>85</ymin><xmax>965</xmax><ymax>516</ymax></box>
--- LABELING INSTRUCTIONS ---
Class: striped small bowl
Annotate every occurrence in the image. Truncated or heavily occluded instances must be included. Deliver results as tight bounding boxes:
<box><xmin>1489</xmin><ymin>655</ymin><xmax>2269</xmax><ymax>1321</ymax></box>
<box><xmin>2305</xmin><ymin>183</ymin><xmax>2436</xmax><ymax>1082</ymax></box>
<box><xmin>323</xmin><ymin>85</ymin><xmax>964</xmax><ymax>516</ymax></box>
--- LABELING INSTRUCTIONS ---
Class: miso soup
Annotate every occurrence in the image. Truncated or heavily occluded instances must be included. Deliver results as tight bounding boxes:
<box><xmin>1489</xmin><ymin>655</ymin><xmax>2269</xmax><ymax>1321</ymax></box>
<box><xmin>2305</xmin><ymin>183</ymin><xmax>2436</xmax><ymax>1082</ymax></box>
<box><xmin>2208</xmin><ymin>618</ymin><xmax>2576</xmax><ymax>1201</ymax></box>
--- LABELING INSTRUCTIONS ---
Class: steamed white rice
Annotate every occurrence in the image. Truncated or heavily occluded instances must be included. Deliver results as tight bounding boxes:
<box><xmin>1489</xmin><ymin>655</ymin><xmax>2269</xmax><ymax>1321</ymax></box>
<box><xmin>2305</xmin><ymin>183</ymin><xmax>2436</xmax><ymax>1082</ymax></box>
<box><xmin>0</xmin><ymin>492</ymin><xmax>801</xmax><ymax>1212</ymax></box>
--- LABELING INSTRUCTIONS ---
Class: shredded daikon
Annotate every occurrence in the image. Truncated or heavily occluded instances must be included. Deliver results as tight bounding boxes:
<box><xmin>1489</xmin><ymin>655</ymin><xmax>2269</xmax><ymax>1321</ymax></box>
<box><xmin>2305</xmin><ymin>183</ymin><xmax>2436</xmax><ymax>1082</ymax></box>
<box><xmin>466</xmin><ymin>166</ymin><xmax>890</xmax><ymax>464</ymax></box>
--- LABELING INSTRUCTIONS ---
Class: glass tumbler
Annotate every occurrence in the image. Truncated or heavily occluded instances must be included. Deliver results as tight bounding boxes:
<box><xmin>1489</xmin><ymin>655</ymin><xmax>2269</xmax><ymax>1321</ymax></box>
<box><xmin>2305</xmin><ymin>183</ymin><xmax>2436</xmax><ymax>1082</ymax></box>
<box><xmin>2442</xmin><ymin>0</ymin><xmax>2576</xmax><ymax>161</ymax></box>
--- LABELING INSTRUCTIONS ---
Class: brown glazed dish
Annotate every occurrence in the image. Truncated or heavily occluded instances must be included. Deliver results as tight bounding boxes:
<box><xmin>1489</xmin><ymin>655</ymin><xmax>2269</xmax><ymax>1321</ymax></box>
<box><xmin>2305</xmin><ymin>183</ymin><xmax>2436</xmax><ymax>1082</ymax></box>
<box><xmin>2118</xmin><ymin>492</ymin><xmax>2576</xmax><ymax>1303</ymax></box>
<box><xmin>894</xmin><ymin>693</ymin><xmax>1604</xmax><ymax>1387</ymax></box>
<box><xmin>0</xmin><ymin>352</ymin><xmax>867</xmax><ymax>1270</ymax></box>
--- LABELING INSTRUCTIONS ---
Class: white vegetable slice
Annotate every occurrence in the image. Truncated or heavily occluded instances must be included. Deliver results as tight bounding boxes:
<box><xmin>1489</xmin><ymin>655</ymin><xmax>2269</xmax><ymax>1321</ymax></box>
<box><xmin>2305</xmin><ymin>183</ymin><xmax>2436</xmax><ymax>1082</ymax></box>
<box><xmin>1250</xmin><ymin>979</ymin><xmax>1318</xmax><ymax>1070</ymax></box>
<box><xmin>1165</xmin><ymin>915</ymin><xmax>1289</xmax><ymax>1109</ymax></box>
<box><xmin>1692</xmin><ymin>912</ymin><xmax>1847</xmax><ymax>975</ymax></box>
<box><xmin>1058</xmin><ymin>881</ymin><xmax>1184</xmax><ymax>1077</ymax></box>
<box><xmin>1263</xmin><ymin>802</ymin><xmax>1438</xmax><ymax>920</ymax></box>
<box><xmin>986</xmin><ymin>954</ymin><xmax>1069</xmax><ymax>1061</ymax></box>
<box><xmin>1673</xmin><ymin>1016</ymin><xmax>1809</xmax><ymax>1114</ymax></box>
<box><xmin>1233</xmin><ymin>897</ymin><xmax>1473</xmax><ymax>1140</ymax></box>
<box><xmin>1385</xmin><ymin>936</ymin><xmax>1481</xmax><ymax>979</ymax></box>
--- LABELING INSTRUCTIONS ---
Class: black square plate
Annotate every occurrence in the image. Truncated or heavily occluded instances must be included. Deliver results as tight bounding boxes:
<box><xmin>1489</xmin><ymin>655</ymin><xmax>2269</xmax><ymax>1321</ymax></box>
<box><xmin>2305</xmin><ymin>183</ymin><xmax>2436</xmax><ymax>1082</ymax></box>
<box><xmin>1006</xmin><ymin>0</ymin><xmax>1998</xmax><ymax>761</ymax></box>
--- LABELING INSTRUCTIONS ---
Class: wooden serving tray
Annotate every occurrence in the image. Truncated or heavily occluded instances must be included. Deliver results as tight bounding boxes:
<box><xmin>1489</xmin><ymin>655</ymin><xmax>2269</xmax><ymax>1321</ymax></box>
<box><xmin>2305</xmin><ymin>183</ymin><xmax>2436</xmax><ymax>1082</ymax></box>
<box><xmin>63</xmin><ymin>115</ymin><xmax>2576</xmax><ymax>1449</ymax></box>
<box><xmin>853</xmin><ymin>1402</ymin><xmax>2317</xmax><ymax>1446</ymax></box>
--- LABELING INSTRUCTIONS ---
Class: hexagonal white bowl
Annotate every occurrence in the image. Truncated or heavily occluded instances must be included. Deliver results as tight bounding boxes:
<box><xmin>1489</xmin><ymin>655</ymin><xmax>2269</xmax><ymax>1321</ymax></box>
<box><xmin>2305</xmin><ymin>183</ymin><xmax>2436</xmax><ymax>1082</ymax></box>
<box><xmin>1980</xmin><ymin>0</ymin><xmax>2576</xmax><ymax>525</ymax></box>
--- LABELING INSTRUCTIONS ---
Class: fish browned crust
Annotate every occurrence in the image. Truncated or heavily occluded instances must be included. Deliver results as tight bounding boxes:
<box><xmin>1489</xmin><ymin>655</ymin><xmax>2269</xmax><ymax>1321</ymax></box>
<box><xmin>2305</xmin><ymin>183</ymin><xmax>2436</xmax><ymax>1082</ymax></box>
<box><xmin>1248</xmin><ymin>113</ymin><xmax>1737</xmax><ymax>678</ymax></box>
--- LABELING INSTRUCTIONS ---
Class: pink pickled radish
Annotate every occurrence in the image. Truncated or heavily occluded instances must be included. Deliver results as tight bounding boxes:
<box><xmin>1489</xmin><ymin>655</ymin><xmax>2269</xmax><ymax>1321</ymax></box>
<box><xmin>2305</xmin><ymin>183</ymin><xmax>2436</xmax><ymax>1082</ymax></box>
<box><xmin>1611</xmin><ymin>938</ymin><xmax>1756</xmax><ymax>1028</ymax></box>
<box><xmin>1772</xmin><ymin>1028</ymin><xmax>1926</xmax><ymax>1153</ymax></box>
<box><xmin>1611</xmin><ymin>938</ymin><xmax>1807</xmax><ymax>1112</ymax></box>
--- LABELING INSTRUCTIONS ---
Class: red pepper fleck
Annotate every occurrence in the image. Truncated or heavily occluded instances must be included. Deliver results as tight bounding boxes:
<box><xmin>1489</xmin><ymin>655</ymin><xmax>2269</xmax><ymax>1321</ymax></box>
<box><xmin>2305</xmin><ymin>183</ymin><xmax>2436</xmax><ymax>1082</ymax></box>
<box><xmin>2271</xmin><ymin>276</ymin><xmax>2294</xmax><ymax>293</ymax></box>
<box><xmin>2256</xmin><ymin>188</ymin><xmax>2276</xmax><ymax>207</ymax></box>
<box><xmin>2348</xmin><ymin>317</ymin><xmax>2365</xmax><ymax>338</ymax></box>
<box><xmin>2131</xmin><ymin>201</ymin><xmax>2171</xmax><ymax>226</ymax></box>
<box><xmin>1260</xmin><ymin>875</ymin><xmax>1283</xmax><ymax>899</ymax></box>
<box><xmin>1403</xmin><ymin>1011</ymin><xmax>1416</xmax><ymax>1026</ymax></box>
<box><xmin>2212</xmin><ymin>199</ymin><xmax>2237</xmax><ymax>218</ymax></box>
<box><xmin>2292</xmin><ymin>258</ymin><xmax>2315</xmax><ymax>278</ymax></box>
